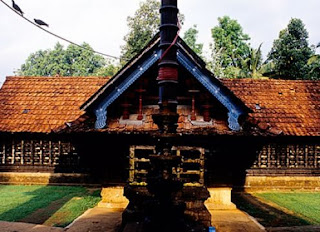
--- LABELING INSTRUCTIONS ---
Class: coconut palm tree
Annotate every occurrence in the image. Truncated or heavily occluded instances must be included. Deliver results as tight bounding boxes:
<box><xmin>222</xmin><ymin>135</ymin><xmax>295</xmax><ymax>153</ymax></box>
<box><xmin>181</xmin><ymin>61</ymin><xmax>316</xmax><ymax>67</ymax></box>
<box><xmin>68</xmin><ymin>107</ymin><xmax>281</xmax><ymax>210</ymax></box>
<box><xmin>238</xmin><ymin>43</ymin><xmax>266</xmax><ymax>78</ymax></box>
<box><xmin>307</xmin><ymin>43</ymin><xmax>320</xmax><ymax>79</ymax></box>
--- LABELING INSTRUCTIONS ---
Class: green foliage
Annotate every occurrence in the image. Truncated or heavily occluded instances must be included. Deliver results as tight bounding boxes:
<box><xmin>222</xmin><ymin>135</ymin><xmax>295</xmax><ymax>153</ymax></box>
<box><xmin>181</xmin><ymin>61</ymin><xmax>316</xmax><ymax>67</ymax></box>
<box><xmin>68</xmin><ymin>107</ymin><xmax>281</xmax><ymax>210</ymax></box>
<box><xmin>94</xmin><ymin>61</ymin><xmax>120</xmax><ymax>77</ymax></box>
<box><xmin>183</xmin><ymin>25</ymin><xmax>203</xmax><ymax>57</ymax></box>
<box><xmin>211</xmin><ymin>16</ymin><xmax>251</xmax><ymax>78</ymax></box>
<box><xmin>207</xmin><ymin>43</ymin><xmax>224</xmax><ymax>77</ymax></box>
<box><xmin>267</xmin><ymin>18</ymin><xmax>314</xmax><ymax>79</ymax></box>
<box><xmin>307</xmin><ymin>54</ymin><xmax>320</xmax><ymax>80</ymax></box>
<box><xmin>120</xmin><ymin>0</ymin><xmax>160</xmax><ymax>63</ymax></box>
<box><xmin>307</xmin><ymin>43</ymin><xmax>320</xmax><ymax>79</ymax></box>
<box><xmin>238</xmin><ymin>44</ymin><xmax>267</xmax><ymax>78</ymax></box>
<box><xmin>18</xmin><ymin>43</ymin><xmax>117</xmax><ymax>77</ymax></box>
<box><xmin>120</xmin><ymin>0</ymin><xmax>184</xmax><ymax>63</ymax></box>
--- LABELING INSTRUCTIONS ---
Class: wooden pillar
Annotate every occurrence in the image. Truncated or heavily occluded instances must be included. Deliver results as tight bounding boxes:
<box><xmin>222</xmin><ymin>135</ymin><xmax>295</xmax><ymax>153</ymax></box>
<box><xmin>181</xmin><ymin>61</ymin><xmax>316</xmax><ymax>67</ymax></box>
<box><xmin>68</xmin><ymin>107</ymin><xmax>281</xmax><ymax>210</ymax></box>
<box><xmin>136</xmin><ymin>88</ymin><xmax>146</xmax><ymax>120</ymax></box>
<box><xmin>11</xmin><ymin>140</ymin><xmax>15</xmax><ymax>165</ymax></box>
<box><xmin>31</xmin><ymin>140</ymin><xmax>34</xmax><ymax>165</ymax></box>
<box><xmin>305</xmin><ymin>145</ymin><xmax>308</xmax><ymax>168</ymax></box>
<box><xmin>188</xmin><ymin>90</ymin><xmax>199</xmax><ymax>121</ymax></box>
<box><xmin>21</xmin><ymin>140</ymin><xmax>24</xmax><ymax>165</ymax></box>
<box><xmin>315</xmin><ymin>145</ymin><xmax>319</xmax><ymax>168</ymax></box>
<box><xmin>49</xmin><ymin>141</ymin><xmax>52</xmax><ymax>166</ymax></box>
<box><xmin>1</xmin><ymin>143</ymin><xmax>5</xmax><ymax>164</ymax></box>
<box><xmin>121</xmin><ymin>103</ymin><xmax>131</xmax><ymax>120</ymax></box>
<box><xmin>202</xmin><ymin>104</ymin><xmax>213</xmax><ymax>122</ymax></box>
<box><xmin>267</xmin><ymin>144</ymin><xmax>271</xmax><ymax>168</ymax></box>
<box><xmin>129</xmin><ymin>146</ymin><xmax>135</xmax><ymax>183</ymax></box>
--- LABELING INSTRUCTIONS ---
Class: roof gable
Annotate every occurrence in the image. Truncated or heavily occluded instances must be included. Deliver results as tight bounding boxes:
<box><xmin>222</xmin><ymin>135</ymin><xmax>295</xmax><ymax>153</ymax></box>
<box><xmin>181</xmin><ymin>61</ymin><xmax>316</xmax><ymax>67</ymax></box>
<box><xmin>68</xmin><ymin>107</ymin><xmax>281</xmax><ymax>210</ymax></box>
<box><xmin>84</xmin><ymin>36</ymin><xmax>248</xmax><ymax>131</ymax></box>
<box><xmin>81</xmin><ymin>36</ymin><xmax>161</xmax><ymax>111</ymax></box>
<box><xmin>177</xmin><ymin>46</ymin><xmax>248</xmax><ymax>130</ymax></box>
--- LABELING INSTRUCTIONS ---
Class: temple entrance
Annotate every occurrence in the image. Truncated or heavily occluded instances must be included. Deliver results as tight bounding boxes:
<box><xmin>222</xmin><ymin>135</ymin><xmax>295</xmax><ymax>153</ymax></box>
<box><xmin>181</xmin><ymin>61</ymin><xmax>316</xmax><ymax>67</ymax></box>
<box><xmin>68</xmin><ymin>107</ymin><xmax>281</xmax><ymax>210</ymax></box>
<box><xmin>129</xmin><ymin>145</ymin><xmax>205</xmax><ymax>187</ymax></box>
<box><xmin>121</xmin><ymin>144</ymin><xmax>211</xmax><ymax>231</ymax></box>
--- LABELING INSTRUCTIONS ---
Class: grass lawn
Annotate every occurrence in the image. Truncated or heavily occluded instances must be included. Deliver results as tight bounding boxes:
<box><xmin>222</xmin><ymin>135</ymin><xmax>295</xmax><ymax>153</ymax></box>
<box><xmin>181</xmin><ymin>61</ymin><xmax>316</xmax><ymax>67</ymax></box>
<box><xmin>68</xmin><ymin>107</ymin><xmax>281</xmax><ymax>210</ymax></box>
<box><xmin>232</xmin><ymin>191</ymin><xmax>320</xmax><ymax>228</ymax></box>
<box><xmin>0</xmin><ymin>185</ymin><xmax>101</xmax><ymax>227</ymax></box>
<box><xmin>254</xmin><ymin>192</ymin><xmax>320</xmax><ymax>224</ymax></box>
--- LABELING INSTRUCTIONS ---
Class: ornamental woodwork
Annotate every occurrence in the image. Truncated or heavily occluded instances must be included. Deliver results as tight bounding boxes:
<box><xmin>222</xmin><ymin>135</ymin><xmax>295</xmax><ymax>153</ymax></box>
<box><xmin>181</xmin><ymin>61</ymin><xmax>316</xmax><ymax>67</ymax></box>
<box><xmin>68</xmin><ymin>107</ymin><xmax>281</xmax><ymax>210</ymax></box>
<box><xmin>135</xmin><ymin>87</ymin><xmax>146</xmax><ymax>120</ymax></box>
<box><xmin>93</xmin><ymin>46</ymin><xmax>247</xmax><ymax>131</ymax></box>
<box><xmin>252</xmin><ymin>144</ymin><xmax>320</xmax><ymax>169</ymax></box>
<box><xmin>188</xmin><ymin>89</ymin><xmax>199</xmax><ymax>121</ymax></box>
<box><xmin>121</xmin><ymin>103</ymin><xmax>132</xmax><ymax>120</ymax></box>
<box><xmin>129</xmin><ymin>145</ymin><xmax>205</xmax><ymax>186</ymax></box>
<box><xmin>0</xmin><ymin>140</ymin><xmax>79</xmax><ymax>171</ymax></box>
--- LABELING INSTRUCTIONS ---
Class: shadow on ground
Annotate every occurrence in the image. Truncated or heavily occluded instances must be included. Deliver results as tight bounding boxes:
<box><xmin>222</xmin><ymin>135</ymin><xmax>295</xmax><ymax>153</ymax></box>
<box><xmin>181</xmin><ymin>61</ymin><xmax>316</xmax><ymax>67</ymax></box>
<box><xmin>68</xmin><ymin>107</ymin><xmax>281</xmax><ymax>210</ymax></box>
<box><xmin>0</xmin><ymin>185</ymin><xmax>88</xmax><ymax>225</ymax></box>
<box><xmin>232</xmin><ymin>192</ymin><xmax>311</xmax><ymax>228</ymax></box>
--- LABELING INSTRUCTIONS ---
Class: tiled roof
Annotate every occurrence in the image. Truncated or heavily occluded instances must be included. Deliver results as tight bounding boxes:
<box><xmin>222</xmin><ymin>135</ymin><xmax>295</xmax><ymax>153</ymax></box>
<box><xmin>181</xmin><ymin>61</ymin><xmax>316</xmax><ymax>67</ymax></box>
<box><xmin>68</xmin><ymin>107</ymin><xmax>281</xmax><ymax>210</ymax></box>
<box><xmin>221</xmin><ymin>79</ymin><xmax>320</xmax><ymax>136</ymax></box>
<box><xmin>0</xmin><ymin>77</ymin><xmax>319</xmax><ymax>136</ymax></box>
<box><xmin>0</xmin><ymin>76</ymin><xmax>109</xmax><ymax>133</ymax></box>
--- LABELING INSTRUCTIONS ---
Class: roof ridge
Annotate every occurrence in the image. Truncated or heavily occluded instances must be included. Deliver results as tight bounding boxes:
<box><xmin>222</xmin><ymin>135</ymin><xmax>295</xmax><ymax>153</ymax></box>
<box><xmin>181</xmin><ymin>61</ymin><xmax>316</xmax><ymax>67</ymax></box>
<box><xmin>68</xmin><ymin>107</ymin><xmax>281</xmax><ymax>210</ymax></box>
<box><xmin>6</xmin><ymin>76</ymin><xmax>110</xmax><ymax>79</ymax></box>
<box><xmin>220</xmin><ymin>78</ymin><xmax>320</xmax><ymax>83</ymax></box>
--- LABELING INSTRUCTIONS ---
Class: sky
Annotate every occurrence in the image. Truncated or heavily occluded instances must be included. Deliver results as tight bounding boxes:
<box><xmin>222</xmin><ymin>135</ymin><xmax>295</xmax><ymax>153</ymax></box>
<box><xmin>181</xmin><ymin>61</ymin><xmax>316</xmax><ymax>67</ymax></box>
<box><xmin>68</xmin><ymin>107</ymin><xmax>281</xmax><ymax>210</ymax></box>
<box><xmin>1</xmin><ymin>0</ymin><xmax>320</xmax><ymax>86</ymax></box>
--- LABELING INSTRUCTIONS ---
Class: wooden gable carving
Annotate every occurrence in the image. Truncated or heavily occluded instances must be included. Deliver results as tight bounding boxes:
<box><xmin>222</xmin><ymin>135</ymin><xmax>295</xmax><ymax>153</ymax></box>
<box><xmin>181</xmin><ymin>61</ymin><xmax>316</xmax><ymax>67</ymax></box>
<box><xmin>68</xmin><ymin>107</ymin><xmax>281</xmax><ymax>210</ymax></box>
<box><xmin>81</xmin><ymin>36</ymin><xmax>249</xmax><ymax>132</ymax></box>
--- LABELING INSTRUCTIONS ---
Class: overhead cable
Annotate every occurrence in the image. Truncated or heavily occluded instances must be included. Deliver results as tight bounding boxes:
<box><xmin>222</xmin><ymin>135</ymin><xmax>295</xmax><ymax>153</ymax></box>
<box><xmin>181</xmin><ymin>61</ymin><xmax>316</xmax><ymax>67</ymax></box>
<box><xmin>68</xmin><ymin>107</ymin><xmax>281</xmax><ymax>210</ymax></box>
<box><xmin>0</xmin><ymin>0</ymin><xmax>123</xmax><ymax>60</ymax></box>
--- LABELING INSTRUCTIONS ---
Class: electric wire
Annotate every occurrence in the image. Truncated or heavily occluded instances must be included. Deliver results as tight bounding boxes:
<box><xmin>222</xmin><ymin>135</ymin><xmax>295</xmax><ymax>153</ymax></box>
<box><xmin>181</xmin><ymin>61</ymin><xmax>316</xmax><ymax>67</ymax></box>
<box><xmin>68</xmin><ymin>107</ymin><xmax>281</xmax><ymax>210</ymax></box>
<box><xmin>0</xmin><ymin>0</ymin><xmax>123</xmax><ymax>60</ymax></box>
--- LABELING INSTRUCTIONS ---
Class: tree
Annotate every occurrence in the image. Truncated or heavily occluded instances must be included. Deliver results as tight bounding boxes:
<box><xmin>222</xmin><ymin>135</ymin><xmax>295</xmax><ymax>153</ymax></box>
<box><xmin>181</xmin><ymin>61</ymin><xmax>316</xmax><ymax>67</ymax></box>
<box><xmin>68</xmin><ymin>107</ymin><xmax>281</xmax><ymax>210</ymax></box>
<box><xmin>211</xmin><ymin>16</ymin><xmax>251</xmax><ymax>78</ymax></box>
<box><xmin>94</xmin><ymin>61</ymin><xmax>119</xmax><ymax>77</ymax></box>
<box><xmin>17</xmin><ymin>43</ymin><xmax>118</xmax><ymax>77</ymax></box>
<box><xmin>120</xmin><ymin>0</ymin><xmax>184</xmax><ymax>63</ymax></box>
<box><xmin>120</xmin><ymin>0</ymin><xmax>160</xmax><ymax>62</ymax></box>
<box><xmin>183</xmin><ymin>25</ymin><xmax>203</xmax><ymax>57</ymax></box>
<box><xmin>239</xmin><ymin>44</ymin><xmax>265</xmax><ymax>78</ymax></box>
<box><xmin>306</xmin><ymin>42</ymin><xmax>320</xmax><ymax>80</ymax></box>
<box><xmin>267</xmin><ymin>18</ymin><xmax>314</xmax><ymax>79</ymax></box>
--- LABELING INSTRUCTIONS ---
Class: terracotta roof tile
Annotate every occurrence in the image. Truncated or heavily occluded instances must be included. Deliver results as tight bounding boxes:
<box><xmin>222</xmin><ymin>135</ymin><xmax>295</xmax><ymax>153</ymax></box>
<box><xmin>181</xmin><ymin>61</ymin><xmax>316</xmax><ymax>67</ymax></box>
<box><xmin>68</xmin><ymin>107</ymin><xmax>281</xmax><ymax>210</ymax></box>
<box><xmin>0</xmin><ymin>76</ymin><xmax>109</xmax><ymax>133</ymax></box>
<box><xmin>1</xmin><ymin>77</ymin><xmax>319</xmax><ymax>136</ymax></box>
<box><xmin>221</xmin><ymin>79</ymin><xmax>320</xmax><ymax>136</ymax></box>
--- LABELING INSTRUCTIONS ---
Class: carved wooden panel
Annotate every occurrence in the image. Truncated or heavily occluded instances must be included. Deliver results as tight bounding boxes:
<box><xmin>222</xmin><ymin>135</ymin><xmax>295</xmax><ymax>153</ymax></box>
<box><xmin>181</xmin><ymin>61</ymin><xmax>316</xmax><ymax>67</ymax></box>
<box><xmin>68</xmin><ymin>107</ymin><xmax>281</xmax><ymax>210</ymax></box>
<box><xmin>129</xmin><ymin>145</ymin><xmax>154</xmax><ymax>184</ymax></box>
<box><xmin>0</xmin><ymin>143</ymin><xmax>5</xmax><ymax>164</ymax></box>
<box><xmin>253</xmin><ymin>144</ymin><xmax>320</xmax><ymax>169</ymax></box>
<box><xmin>129</xmin><ymin>145</ymin><xmax>205</xmax><ymax>186</ymax></box>
<box><xmin>33</xmin><ymin>140</ymin><xmax>42</xmax><ymax>165</ymax></box>
<box><xmin>0</xmin><ymin>139</ymin><xmax>79</xmax><ymax>171</ymax></box>
<box><xmin>23</xmin><ymin>140</ymin><xmax>33</xmax><ymax>165</ymax></box>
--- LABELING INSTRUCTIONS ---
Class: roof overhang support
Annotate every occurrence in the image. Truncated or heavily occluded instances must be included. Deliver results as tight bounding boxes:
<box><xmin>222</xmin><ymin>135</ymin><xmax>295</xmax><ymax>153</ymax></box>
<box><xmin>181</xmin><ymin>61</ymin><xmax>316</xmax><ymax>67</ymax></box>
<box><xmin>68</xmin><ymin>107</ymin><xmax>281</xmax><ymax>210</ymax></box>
<box><xmin>93</xmin><ymin>44</ymin><xmax>245</xmax><ymax>131</ymax></box>
<box><xmin>95</xmin><ymin>50</ymin><xmax>161</xmax><ymax>129</ymax></box>
<box><xmin>177</xmin><ymin>50</ymin><xmax>244</xmax><ymax>131</ymax></box>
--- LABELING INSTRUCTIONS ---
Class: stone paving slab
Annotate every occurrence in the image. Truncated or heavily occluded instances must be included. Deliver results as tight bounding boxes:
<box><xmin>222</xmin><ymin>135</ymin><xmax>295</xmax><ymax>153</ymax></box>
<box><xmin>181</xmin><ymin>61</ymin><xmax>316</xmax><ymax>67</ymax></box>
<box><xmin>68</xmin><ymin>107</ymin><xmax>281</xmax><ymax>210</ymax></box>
<box><xmin>266</xmin><ymin>225</ymin><xmax>320</xmax><ymax>232</ymax></box>
<box><xmin>210</xmin><ymin>209</ymin><xmax>266</xmax><ymax>232</ymax></box>
<box><xmin>66</xmin><ymin>207</ymin><xmax>123</xmax><ymax>232</ymax></box>
<box><xmin>0</xmin><ymin>221</ymin><xmax>65</xmax><ymax>232</ymax></box>
<box><xmin>4</xmin><ymin>207</ymin><xmax>320</xmax><ymax>232</ymax></box>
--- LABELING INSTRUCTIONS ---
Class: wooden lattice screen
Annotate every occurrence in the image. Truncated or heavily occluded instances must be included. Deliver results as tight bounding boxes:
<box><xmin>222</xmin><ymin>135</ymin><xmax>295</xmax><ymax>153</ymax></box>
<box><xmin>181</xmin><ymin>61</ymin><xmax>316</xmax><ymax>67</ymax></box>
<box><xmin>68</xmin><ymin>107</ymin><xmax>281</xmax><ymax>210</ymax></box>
<box><xmin>252</xmin><ymin>144</ymin><xmax>320</xmax><ymax>169</ymax></box>
<box><xmin>0</xmin><ymin>140</ymin><xmax>79</xmax><ymax>171</ymax></box>
<box><xmin>129</xmin><ymin>145</ymin><xmax>205</xmax><ymax>186</ymax></box>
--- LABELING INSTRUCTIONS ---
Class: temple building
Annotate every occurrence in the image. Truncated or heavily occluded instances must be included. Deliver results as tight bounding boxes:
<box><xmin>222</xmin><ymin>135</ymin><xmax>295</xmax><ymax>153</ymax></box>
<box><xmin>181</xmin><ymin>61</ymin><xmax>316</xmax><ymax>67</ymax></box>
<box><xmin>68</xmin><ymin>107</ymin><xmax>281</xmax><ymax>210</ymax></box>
<box><xmin>1</xmin><ymin>0</ymin><xmax>319</xmax><ymax>229</ymax></box>
<box><xmin>0</xmin><ymin>34</ymin><xmax>319</xmax><ymax>192</ymax></box>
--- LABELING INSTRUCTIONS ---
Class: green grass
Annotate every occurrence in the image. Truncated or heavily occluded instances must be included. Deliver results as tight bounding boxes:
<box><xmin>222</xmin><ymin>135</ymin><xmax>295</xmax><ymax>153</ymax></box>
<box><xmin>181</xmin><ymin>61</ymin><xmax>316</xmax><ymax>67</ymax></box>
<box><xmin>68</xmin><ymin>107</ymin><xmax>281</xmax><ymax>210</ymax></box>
<box><xmin>254</xmin><ymin>192</ymin><xmax>320</xmax><ymax>224</ymax></box>
<box><xmin>232</xmin><ymin>192</ymin><xmax>310</xmax><ymax>227</ymax></box>
<box><xmin>44</xmin><ymin>190</ymin><xmax>101</xmax><ymax>227</ymax></box>
<box><xmin>0</xmin><ymin>185</ymin><xmax>100</xmax><ymax>226</ymax></box>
